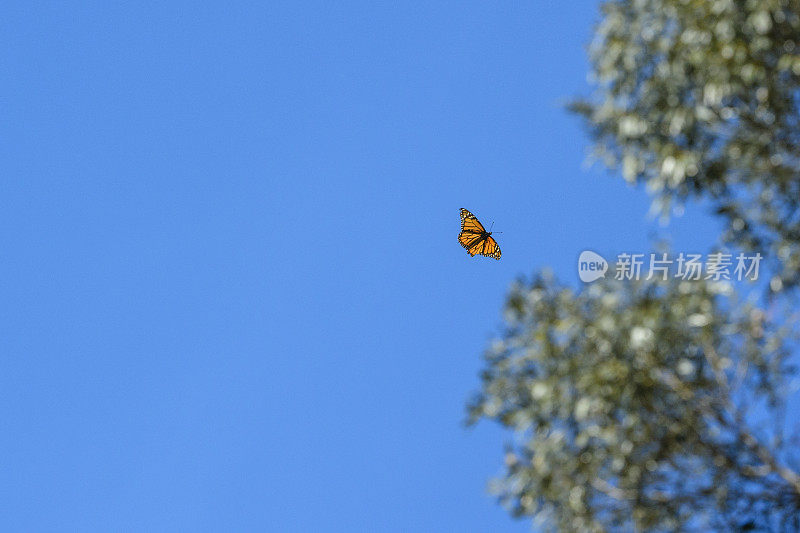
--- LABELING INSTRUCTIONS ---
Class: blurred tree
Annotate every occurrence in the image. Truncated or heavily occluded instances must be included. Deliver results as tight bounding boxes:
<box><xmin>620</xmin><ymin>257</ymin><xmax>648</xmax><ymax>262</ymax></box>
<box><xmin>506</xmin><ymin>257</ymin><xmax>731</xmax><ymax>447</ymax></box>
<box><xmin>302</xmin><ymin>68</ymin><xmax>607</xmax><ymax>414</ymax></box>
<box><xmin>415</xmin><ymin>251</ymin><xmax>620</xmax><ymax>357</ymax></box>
<box><xmin>570</xmin><ymin>0</ymin><xmax>800</xmax><ymax>291</ymax></box>
<box><xmin>469</xmin><ymin>1</ymin><xmax>800</xmax><ymax>530</ymax></box>
<box><xmin>469</xmin><ymin>275</ymin><xmax>797</xmax><ymax>530</ymax></box>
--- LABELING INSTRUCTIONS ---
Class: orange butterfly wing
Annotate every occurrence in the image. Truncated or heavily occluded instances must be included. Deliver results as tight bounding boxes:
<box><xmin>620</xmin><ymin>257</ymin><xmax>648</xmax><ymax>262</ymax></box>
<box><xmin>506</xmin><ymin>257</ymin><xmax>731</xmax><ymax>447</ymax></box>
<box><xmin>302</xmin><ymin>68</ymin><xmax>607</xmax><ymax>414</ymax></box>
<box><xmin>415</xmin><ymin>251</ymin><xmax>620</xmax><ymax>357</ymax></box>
<box><xmin>458</xmin><ymin>208</ymin><xmax>485</xmax><ymax>254</ymax></box>
<box><xmin>458</xmin><ymin>208</ymin><xmax>501</xmax><ymax>260</ymax></box>
<box><xmin>478</xmin><ymin>235</ymin><xmax>501</xmax><ymax>260</ymax></box>
<box><xmin>460</xmin><ymin>208</ymin><xmax>486</xmax><ymax>234</ymax></box>
<box><xmin>459</xmin><ymin>232</ymin><xmax>484</xmax><ymax>255</ymax></box>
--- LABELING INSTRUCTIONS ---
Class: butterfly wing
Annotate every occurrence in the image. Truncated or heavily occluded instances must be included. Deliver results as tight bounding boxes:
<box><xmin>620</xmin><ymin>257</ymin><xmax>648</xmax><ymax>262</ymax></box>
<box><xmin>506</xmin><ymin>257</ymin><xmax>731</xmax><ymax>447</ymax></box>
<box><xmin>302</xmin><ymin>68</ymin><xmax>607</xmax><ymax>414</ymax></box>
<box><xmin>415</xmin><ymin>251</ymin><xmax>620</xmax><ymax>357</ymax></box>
<box><xmin>460</xmin><ymin>208</ymin><xmax>486</xmax><ymax>234</ymax></box>
<box><xmin>458</xmin><ymin>208</ymin><xmax>486</xmax><ymax>255</ymax></box>
<box><xmin>459</xmin><ymin>232</ymin><xmax>486</xmax><ymax>256</ymax></box>
<box><xmin>478</xmin><ymin>235</ymin><xmax>501</xmax><ymax>260</ymax></box>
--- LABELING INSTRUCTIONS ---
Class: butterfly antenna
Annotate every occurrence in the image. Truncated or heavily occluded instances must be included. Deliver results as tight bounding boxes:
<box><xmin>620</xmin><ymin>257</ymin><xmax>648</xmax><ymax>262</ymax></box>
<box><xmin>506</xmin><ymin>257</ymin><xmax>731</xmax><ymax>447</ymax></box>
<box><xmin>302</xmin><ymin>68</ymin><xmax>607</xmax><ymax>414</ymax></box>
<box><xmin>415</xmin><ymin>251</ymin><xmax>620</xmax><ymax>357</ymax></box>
<box><xmin>490</xmin><ymin>221</ymin><xmax>495</xmax><ymax>231</ymax></box>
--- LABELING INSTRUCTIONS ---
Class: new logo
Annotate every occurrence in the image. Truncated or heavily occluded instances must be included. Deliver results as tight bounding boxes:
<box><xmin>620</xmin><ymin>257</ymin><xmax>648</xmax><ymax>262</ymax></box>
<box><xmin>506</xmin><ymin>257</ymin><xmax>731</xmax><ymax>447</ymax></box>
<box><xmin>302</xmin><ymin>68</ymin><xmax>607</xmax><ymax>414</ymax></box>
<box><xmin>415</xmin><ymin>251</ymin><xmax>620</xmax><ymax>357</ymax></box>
<box><xmin>578</xmin><ymin>250</ymin><xmax>608</xmax><ymax>282</ymax></box>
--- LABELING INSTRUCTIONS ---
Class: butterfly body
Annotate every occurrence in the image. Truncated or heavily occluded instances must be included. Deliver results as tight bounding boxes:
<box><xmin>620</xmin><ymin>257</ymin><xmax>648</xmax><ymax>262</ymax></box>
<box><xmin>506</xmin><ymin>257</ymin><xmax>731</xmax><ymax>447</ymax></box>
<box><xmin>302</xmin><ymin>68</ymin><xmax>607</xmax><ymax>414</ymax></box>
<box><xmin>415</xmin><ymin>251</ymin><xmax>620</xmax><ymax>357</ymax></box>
<box><xmin>458</xmin><ymin>208</ymin><xmax>501</xmax><ymax>260</ymax></box>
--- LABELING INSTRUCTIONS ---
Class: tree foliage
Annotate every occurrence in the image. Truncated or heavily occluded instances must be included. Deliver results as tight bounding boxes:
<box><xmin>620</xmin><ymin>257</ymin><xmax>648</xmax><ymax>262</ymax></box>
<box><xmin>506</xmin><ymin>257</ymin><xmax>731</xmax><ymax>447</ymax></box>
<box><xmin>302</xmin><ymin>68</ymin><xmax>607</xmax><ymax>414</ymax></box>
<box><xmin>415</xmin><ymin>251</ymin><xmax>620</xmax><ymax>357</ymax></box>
<box><xmin>469</xmin><ymin>274</ymin><xmax>797</xmax><ymax>531</ymax></box>
<box><xmin>469</xmin><ymin>0</ymin><xmax>800</xmax><ymax>530</ymax></box>
<box><xmin>571</xmin><ymin>0</ymin><xmax>800</xmax><ymax>291</ymax></box>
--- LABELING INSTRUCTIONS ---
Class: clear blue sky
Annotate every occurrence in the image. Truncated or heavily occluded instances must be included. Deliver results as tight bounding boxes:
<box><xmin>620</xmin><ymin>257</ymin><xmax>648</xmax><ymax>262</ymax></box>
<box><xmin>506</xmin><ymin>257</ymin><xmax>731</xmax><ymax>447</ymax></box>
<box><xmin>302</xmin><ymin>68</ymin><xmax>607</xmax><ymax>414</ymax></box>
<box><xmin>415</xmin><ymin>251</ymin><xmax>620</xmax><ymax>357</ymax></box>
<box><xmin>2</xmin><ymin>2</ymin><xmax>725</xmax><ymax>531</ymax></box>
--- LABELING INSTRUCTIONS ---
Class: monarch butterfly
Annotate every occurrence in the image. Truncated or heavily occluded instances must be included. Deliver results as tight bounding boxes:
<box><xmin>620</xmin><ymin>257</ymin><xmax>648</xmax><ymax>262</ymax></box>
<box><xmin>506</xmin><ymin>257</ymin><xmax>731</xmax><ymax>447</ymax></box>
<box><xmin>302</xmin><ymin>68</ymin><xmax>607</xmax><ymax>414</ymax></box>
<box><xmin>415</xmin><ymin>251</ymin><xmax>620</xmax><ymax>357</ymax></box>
<box><xmin>458</xmin><ymin>208</ymin><xmax>501</xmax><ymax>260</ymax></box>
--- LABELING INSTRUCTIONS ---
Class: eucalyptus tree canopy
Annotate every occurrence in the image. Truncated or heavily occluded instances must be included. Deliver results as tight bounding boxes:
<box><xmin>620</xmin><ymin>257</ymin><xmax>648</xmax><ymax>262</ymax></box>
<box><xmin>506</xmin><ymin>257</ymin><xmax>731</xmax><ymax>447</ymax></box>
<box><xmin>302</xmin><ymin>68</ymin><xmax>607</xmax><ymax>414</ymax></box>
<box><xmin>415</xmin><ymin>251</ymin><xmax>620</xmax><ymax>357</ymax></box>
<box><xmin>469</xmin><ymin>1</ymin><xmax>800</xmax><ymax>530</ymax></box>
<box><xmin>469</xmin><ymin>274</ymin><xmax>797</xmax><ymax>531</ymax></box>
<box><xmin>571</xmin><ymin>0</ymin><xmax>800</xmax><ymax>290</ymax></box>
